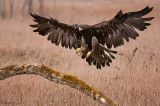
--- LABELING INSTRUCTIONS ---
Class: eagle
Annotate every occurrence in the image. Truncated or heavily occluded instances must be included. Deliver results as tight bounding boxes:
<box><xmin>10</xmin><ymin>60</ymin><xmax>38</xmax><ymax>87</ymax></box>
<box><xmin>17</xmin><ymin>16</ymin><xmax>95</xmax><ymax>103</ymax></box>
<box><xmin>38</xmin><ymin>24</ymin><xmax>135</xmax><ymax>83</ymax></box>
<box><xmin>30</xmin><ymin>6</ymin><xmax>154</xmax><ymax>69</ymax></box>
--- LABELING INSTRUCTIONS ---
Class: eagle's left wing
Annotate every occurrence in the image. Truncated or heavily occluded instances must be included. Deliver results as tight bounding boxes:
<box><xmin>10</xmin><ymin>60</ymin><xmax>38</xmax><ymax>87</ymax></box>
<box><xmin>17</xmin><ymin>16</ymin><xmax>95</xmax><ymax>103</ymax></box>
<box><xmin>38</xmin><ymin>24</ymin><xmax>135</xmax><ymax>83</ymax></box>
<box><xmin>92</xmin><ymin>6</ymin><xmax>154</xmax><ymax>49</ymax></box>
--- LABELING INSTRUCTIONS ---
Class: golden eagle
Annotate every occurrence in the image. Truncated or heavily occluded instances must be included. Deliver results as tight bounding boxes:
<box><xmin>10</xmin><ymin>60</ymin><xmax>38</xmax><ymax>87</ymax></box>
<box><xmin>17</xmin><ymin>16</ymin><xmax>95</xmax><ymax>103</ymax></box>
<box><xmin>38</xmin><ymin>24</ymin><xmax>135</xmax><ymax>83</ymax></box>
<box><xmin>30</xmin><ymin>6</ymin><xmax>154</xmax><ymax>69</ymax></box>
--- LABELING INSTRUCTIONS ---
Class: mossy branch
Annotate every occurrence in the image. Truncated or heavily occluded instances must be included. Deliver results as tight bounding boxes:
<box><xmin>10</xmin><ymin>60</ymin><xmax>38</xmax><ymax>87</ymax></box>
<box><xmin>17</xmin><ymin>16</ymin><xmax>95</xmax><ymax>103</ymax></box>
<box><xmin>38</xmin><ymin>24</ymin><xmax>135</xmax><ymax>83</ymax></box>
<box><xmin>0</xmin><ymin>64</ymin><xmax>116</xmax><ymax>106</ymax></box>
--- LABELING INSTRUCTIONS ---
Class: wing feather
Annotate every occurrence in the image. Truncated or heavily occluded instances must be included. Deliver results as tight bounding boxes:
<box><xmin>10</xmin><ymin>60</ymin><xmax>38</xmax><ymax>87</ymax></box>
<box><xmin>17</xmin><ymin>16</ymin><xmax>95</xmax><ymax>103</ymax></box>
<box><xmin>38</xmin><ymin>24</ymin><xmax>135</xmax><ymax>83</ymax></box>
<box><xmin>69</xmin><ymin>35</ymin><xmax>74</xmax><ymax>49</ymax></box>
<box><xmin>30</xmin><ymin>13</ymin><xmax>81</xmax><ymax>50</ymax></box>
<box><xmin>56</xmin><ymin>30</ymin><xmax>63</xmax><ymax>45</ymax></box>
<box><xmin>61</xmin><ymin>32</ymin><xmax>66</xmax><ymax>47</ymax></box>
<box><xmin>92</xmin><ymin>6</ymin><xmax>154</xmax><ymax>48</ymax></box>
<box><xmin>65</xmin><ymin>32</ymin><xmax>70</xmax><ymax>48</ymax></box>
<box><xmin>52</xmin><ymin>30</ymin><xmax>58</xmax><ymax>44</ymax></box>
<box><xmin>73</xmin><ymin>35</ymin><xmax>77</xmax><ymax>48</ymax></box>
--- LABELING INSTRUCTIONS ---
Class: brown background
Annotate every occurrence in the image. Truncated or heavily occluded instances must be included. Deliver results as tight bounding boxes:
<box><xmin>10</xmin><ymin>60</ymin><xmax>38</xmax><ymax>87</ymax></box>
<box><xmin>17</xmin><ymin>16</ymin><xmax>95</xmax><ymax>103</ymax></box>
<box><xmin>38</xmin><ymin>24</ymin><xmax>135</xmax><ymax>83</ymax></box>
<box><xmin>0</xmin><ymin>0</ymin><xmax>160</xmax><ymax>106</ymax></box>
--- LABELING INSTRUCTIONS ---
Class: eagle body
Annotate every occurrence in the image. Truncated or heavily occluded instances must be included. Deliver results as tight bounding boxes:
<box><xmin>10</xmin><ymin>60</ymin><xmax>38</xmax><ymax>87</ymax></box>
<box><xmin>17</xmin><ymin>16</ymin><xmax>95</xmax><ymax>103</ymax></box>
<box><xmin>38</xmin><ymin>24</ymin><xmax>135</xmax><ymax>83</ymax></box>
<box><xmin>30</xmin><ymin>6</ymin><xmax>154</xmax><ymax>69</ymax></box>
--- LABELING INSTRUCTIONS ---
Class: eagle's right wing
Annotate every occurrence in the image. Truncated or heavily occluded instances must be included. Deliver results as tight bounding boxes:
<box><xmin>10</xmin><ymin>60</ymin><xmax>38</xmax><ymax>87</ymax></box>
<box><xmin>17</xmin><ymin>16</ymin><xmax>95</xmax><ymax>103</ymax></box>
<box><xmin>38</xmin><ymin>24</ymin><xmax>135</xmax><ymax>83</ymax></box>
<box><xmin>30</xmin><ymin>13</ymin><xmax>81</xmax><ymax>49</ymax></box>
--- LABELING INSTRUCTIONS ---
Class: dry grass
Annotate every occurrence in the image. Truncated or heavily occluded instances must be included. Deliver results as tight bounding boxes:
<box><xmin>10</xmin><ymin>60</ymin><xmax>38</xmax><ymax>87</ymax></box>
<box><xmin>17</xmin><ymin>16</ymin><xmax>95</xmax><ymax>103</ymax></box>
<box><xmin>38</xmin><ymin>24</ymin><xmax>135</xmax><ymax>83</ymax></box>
<box><xmin>0</xmin><ymin>0</ymin><xmax>160</xmax><ymax>106</ymax></box>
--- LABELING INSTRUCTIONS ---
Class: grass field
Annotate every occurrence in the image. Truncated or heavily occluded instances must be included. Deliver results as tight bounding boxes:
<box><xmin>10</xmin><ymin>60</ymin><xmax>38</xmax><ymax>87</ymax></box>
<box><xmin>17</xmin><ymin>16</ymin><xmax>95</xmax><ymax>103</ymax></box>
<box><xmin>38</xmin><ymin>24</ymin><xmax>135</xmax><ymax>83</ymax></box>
<box><xmin>0</xmin><ymin>0</ymin><xmax>160</xmax><ymax>106</ymax></box>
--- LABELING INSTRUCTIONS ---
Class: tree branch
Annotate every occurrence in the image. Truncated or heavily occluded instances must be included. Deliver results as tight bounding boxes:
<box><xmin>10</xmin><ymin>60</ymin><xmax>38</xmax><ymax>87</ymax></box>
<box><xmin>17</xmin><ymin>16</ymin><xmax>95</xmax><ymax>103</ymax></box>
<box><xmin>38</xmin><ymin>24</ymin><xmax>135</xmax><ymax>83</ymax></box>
<box><xmin>0</xmin><ymin>64</ymin><xmax>116</xmax><ymax>106</ymax></box>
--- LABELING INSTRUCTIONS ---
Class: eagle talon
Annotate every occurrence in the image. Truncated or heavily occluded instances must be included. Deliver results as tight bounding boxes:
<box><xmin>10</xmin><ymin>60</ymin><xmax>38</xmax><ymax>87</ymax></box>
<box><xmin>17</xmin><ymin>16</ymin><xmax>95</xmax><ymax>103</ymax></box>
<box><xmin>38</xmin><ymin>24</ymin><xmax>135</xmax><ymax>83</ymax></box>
<box><xmin>87</xmin><ymin>51</ymin><xmax>91</xmax><ymax>58</ymax></box>
<box><xmin>76</xmin><ymin>48</ymin><xmax>81</xmax><ymax>56</ymax></box>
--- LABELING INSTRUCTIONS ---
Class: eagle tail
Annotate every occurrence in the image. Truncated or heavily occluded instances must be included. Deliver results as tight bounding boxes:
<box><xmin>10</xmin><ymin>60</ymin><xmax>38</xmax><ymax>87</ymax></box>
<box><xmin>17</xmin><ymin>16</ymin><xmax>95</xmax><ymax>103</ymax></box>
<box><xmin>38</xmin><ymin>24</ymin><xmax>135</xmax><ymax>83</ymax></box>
<box><xmin>95</xmin><ymin>46</ymin><xmax>117</xmax><ymax>69</ymax></box>
<box><xmin>103</xmin><ymin>47</ymin><xmax>117</xmax><ymax>59</ymax></box>
<box><xmin>86</xmin><ymin>36</ymin><xmax>117</xmax><ymax>69</ymax></box>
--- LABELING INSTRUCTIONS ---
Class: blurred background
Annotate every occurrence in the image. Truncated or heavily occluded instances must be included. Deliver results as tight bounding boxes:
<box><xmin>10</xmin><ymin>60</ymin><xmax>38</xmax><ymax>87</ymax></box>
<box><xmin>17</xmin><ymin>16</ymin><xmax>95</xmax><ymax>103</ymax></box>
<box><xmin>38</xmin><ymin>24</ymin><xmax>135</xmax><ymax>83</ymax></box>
<box><xmin>0</xmin><ymin>0</ymin><xmax>160</xmax><ymax>106</ymax></box>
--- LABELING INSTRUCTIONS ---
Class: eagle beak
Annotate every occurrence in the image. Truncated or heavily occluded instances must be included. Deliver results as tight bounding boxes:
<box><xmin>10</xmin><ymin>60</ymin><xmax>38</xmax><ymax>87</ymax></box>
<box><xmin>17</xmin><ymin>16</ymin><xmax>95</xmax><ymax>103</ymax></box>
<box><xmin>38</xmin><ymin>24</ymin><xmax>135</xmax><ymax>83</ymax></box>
<box><xmin>79</xmin><ymin>27</ymin><xmax>83</xmax><ymax>31</ymax></box>
<box><xmin>76</xmin><ymin>48</ymin><xmax>81</xmax><ymax>56</ymax></box>
<box><xmin>86</xmin><ymin>51</ymin><xmax>91</xmax><ymax>58</ymax></box>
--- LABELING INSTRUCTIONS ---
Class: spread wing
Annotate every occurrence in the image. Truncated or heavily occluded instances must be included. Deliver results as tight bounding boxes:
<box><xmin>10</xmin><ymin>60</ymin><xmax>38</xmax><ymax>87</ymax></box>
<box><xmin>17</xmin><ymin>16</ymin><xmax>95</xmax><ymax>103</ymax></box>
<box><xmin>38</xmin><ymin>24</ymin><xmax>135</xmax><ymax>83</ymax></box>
<box><xmin>30</xmin><ymin>13</ymin><xmax>81</xmax><ymax>49</ymax></box>
<box><xmin>92</xmin><ymin>6</ymin><xmax>154</xmax><ymax>49</ymax></box>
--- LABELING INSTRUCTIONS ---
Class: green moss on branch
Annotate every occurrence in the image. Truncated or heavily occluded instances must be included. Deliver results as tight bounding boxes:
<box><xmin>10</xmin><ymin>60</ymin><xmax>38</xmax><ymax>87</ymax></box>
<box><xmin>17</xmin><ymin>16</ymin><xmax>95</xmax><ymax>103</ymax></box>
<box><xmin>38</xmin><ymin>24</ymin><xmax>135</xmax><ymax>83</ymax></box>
<box><xmin>0</xmin><ymin>64</ymin><xmax>116</xmax><ymax>106</ymax></box>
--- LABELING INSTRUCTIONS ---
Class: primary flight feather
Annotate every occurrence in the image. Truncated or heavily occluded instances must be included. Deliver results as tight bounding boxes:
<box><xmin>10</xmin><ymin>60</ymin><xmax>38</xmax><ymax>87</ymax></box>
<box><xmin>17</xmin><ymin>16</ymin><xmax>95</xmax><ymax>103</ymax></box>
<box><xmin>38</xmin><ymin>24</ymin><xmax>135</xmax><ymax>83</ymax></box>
<box><xmin>30</xmin><ymin>6</ymin><xmax>154</xmax><ymax>69</ymax></box>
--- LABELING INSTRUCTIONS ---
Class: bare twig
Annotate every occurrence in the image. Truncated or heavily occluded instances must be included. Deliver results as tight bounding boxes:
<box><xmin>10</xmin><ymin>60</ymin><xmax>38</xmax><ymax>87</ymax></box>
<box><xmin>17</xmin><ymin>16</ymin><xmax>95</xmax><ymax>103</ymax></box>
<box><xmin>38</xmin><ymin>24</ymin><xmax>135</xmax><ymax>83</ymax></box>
<box><xmin>9</xmin><ymin>0</ymin><xmax>13</xmax><ymax>18</ymax></box>
<box><xmin>0</xmin><ymin>64</ymin><xmax>116</xmax><ymax>106</ymax></box>
<box><xmin>28</xmin><ymin>0</ymin><xmax>33</xmax><ymax>14</ymax></box>
<box><xmin>127</xmin><ymin>47</ymin><xmax>138</xmax><ymax>64</ymax></box>
<box><xmin>21</xmin><ymin>0</ymin><xmax>27</xmax><ymax>14</ymax></box>
<box><xmin>132</xmin><ymin>47</ymin><xmax>138</xmax><ymax>57</ymax></box>
<box><xmin>21</xmin><ymin>0</ymin><xmax>33</xmax><ymax>15</ymax></box>
<box><xmin>39</xmin><ymin>0</ymin><xmax>44</xmax><ymax>15</ymax></box>
<box><xmin>2</xmin><ymin>0</ymin><xmax>6</xmax><ymax>18</ymax></box>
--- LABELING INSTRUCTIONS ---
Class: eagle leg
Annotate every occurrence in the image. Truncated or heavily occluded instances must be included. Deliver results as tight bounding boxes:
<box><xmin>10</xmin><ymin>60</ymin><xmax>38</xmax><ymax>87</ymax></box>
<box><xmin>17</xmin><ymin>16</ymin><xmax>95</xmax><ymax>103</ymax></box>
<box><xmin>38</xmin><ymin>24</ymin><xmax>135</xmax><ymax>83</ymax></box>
<box><xmin>76</xmin><ymin>48</ymin><xmax>82</xmax><ymax>56</ymax></box>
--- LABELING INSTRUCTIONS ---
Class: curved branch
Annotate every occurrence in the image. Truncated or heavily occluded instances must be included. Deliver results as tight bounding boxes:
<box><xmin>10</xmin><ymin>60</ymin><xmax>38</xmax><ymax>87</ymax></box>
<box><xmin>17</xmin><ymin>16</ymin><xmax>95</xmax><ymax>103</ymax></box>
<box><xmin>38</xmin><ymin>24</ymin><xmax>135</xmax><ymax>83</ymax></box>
<box><xmin>0</xmin><ymin>64</ymin><xmax>116</xmax><ymax>106</ymax></box>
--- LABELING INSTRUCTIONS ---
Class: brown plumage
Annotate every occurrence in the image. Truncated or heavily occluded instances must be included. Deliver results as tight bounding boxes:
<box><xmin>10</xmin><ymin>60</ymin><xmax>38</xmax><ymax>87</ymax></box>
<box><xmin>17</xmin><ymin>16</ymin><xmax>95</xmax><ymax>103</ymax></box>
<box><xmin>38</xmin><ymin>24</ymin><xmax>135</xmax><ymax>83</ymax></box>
<box><xmin>30</xmin><ymin>6</ymin><xmax>154</xmax><ymax>69</ymax></box>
